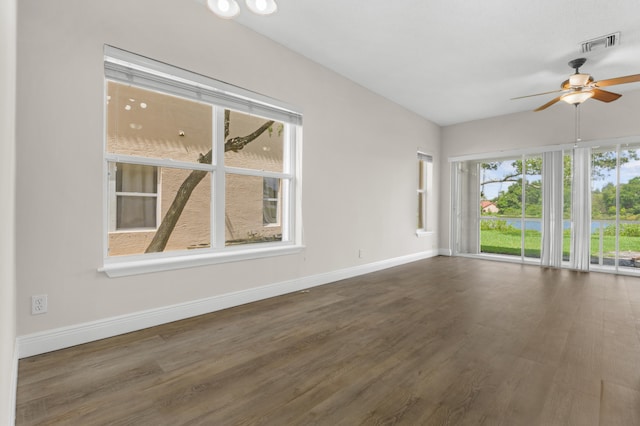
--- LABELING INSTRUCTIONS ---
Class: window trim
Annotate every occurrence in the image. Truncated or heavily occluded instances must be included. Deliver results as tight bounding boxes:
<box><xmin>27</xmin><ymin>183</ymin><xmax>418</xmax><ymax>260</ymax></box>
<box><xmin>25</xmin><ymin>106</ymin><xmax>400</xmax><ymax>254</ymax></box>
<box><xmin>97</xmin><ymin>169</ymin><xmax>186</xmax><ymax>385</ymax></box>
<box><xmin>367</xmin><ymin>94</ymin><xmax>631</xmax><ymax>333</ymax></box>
<box><xmin>102</xmin><ymin>47</ymin><xmax>303</xmax><ymax>276</ymax></box>
<box><xmin>104</xmin><ymin>45</ymin><xmax>302</xmax><ymax>126</ymax></box>
<box><xmin>99</xmin><ymin>243</ymin><xmax>304</xmax><ymax>278</ymax></box>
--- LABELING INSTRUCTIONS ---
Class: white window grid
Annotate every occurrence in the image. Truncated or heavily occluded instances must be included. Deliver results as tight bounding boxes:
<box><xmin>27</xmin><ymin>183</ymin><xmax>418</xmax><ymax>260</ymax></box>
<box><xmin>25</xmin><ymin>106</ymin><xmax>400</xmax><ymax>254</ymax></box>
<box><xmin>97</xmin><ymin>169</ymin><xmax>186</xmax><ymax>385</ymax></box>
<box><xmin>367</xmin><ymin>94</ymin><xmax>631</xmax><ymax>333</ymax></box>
<box><xmin>105</xmin><ymin>106</ymin><xmax>296</xmax><ymax>255</ymax></box>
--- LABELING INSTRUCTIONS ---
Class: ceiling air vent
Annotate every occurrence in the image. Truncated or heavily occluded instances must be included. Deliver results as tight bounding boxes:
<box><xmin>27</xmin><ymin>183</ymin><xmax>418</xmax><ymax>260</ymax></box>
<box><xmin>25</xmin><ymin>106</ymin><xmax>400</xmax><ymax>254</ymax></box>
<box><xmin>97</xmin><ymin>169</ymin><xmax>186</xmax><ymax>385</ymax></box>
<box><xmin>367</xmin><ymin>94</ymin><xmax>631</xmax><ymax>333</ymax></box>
<box><xmin>580</xmin><ymin>32</ymin><xmax>620</xmax><ymax>53</ymax></box>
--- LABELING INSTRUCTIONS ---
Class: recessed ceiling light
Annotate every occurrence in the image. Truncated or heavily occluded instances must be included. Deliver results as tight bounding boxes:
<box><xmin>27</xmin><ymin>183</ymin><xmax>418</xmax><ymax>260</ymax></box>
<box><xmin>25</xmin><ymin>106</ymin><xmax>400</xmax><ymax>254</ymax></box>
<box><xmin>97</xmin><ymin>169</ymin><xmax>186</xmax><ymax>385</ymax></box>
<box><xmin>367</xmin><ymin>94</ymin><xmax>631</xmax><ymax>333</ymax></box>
<box><xmin>140</xmin><ymin>102</ymin><xmax>147</xmax><ymax>109</ymax></box>
<box><xmin>207</xmin><ymin>0</ymin><xmax>240</xmax><ymax>19</ymax></box>
<box><xmin>245</xmin><ymin>0</ymin><xmax>277</xmax><ymax>15</ymax></box>
<box><xmin>124</xmin><ymin>105</ymin><xmax>132</xmax><ymax>111</ymax></box>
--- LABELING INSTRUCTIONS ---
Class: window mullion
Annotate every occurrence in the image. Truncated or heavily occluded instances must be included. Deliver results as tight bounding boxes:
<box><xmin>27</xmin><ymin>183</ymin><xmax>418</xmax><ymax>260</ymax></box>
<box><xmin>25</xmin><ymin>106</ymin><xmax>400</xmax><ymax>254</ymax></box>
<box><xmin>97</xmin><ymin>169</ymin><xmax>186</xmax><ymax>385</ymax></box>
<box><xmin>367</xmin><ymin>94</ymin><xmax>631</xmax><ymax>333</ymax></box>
<box><xmin>290</xmin><ymin>125</ymin><xmax>301</xmax><ymax>242</ymax></box>
<box><xmin>108</xmin><ymin>162</ymin><xmax>117</xmax><ymax>234</ymax></box>
<box><xmin>224</xmin><ymin>166</ymin><xmax>292</xmax><ymax>179</ymax></box>
<box><xmin>475</xmin><ymin>162</ymin><xmax>480</xmax><ymax>254</ymax></box>
<box><xmin>280</xmin><ymin>125</ymin><xmax>292</xmax><ymax>241</ymax></box>
<box><xmin>214</xmin><ymin>107</ymin><xmax>226</xmax><ymax>249</ymax></box>
<box><xmin>105</xmin><ymin>154</ymin><xmax>214</xmax><ymax>172</ymax></box>
<box><xmin>115</xmin><ymin>192</ymin><xmax>159</xmax><ymax>197</ymax></box>
<box><xmin>615</xmin><ymin>145</ymin><xmax>621</xmax><ymax>271</ymax></box>
<box><xmin>521</xmin><ymin>155</ymin><xmax>526</xmax><ymax>261</ymax></box>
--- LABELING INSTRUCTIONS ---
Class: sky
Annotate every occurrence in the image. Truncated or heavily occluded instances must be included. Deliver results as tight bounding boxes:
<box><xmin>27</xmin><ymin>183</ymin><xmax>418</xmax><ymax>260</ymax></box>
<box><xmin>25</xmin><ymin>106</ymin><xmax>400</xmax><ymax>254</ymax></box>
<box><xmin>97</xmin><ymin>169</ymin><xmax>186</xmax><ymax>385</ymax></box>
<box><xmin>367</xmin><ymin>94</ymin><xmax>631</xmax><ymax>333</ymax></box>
<box><xmin>479</xmin><ymin>160</ymin><xmax>528</xmax><ymax>201</ymax></box>
<box><xmin>592</xmin><ymin>157</ymin><xmax>640</xmax><ymax>191</ymax></box>
<box><xmin>479</xmin><ymin>156</ymin><xmax>640</xmax><ymax>200</ymax></box>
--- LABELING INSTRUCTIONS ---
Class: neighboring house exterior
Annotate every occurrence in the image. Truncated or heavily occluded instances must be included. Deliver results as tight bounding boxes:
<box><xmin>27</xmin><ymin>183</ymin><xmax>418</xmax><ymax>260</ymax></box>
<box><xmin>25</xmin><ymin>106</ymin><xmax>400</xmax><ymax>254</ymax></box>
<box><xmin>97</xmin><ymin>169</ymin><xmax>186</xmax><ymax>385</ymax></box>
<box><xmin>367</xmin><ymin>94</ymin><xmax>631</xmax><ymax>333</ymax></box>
<box><xmin>107</xmin><ymin>82</ymin><xmax>283</xmax><ymax>256</ymax></box>
<box><xmin>480</xmin><ymin>200</ymin><xmax>499</xmax><ymax>214</ymax></box>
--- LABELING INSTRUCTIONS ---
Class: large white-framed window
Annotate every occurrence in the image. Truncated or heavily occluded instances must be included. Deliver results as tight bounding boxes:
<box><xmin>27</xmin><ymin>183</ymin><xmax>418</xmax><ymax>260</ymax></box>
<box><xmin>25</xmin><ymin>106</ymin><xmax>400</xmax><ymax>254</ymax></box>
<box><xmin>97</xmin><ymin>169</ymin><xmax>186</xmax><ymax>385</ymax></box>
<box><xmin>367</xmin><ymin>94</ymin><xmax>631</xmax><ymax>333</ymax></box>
<box><xmin>417</xmin><ymin>152</ymin><xmax>433</xmax><ymax>235</ymax></box>
<box><xmin>102</xmin><ymin>46</ymin><xmax>303</xmax><ymax>277</ymax></box>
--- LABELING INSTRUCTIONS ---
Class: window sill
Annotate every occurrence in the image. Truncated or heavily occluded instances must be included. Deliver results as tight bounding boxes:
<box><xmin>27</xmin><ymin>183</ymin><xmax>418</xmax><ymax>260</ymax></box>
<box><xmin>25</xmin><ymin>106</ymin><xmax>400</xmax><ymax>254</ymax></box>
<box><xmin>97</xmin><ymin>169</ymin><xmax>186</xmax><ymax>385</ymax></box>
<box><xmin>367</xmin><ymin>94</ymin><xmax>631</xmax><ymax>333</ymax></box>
<box><xmin>110</xmin><ymin>228</ymin><xmax>157</xmax><ymax>234</ymax></box>
<box><xmin>415</xmin><ymin>230</ymin><xmax>434</xmax><ymax>238</ymax></box>
<box><xmin>99</xmin><ymin>244</ymin><xmax>305</xmax><ymax>278</ymax></box>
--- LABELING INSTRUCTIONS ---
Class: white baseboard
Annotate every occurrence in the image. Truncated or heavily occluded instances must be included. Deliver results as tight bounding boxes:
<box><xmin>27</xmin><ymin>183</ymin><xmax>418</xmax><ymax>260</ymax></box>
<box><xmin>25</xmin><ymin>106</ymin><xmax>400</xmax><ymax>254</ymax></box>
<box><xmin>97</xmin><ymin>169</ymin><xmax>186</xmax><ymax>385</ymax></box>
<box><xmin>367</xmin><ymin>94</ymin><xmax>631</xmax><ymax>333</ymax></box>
<box><xmin>18</xmin><ymin>250</ymin><xmax>437</xmax><ymax>359</ymax></box>
<box><xmin>438</xmin><ymin>248</ymin><xmax>452</xmax><ymax>256</ymax></box>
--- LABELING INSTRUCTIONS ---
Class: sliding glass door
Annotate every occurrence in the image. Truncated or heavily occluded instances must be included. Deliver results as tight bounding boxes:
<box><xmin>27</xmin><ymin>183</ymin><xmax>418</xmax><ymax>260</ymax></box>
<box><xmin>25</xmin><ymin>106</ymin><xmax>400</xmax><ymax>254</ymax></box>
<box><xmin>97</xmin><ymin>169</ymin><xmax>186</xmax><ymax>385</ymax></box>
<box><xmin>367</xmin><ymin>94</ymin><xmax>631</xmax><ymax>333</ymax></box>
<box><xmin>478</xmin><ymin>158</ymin><xmax>523</xmax><ymax>257</ymax></box>
<box><xmin>591</xmin><ymin>144</ymin><xmax>640</xmax><ymax>272</ymax></box>
<box><xmin>523</xmin><ymin>155</ymin><xmax>543</xmax><ymax>259</ymax></box>
<box><xmin>451</xmin><ymin>141</ymin><xmax>638</xmax><ymax>276</ymax></box>
<box><xmin>459</xmin><ymin>155</ymin><xmax>544</xmax><ymax>261</ymax></box>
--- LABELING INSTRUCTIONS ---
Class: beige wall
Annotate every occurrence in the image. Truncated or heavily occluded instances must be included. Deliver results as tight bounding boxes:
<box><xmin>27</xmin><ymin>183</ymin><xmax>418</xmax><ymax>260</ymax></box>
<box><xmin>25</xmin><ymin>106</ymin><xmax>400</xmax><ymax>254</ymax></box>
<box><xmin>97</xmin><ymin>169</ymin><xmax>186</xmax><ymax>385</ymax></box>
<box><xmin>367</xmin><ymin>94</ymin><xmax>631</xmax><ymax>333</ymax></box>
<box><xmin>1</xmin><ymin>0</ymin><xmax>17</xmax><ymax>421</ymax></box>
<box><xmin>16</xmin><ymin>0</ymin><xmax>440</xmax><ymax>337</ymax></box>
<box><xmin>439</xmin><ymin>90</ymin><xmax>640</xmax><ymax>252</ymax></box>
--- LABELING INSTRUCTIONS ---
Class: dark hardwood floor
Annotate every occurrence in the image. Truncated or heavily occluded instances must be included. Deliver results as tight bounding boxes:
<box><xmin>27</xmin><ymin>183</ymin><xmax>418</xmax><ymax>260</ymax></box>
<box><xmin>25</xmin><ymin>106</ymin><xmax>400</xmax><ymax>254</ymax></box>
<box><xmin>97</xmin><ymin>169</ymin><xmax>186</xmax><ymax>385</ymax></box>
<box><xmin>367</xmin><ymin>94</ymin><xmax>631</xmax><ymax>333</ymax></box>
<box><xmin>16</xmin><ymin>257</ymin><xmax>640</xmax><ymax>425</ymax></box>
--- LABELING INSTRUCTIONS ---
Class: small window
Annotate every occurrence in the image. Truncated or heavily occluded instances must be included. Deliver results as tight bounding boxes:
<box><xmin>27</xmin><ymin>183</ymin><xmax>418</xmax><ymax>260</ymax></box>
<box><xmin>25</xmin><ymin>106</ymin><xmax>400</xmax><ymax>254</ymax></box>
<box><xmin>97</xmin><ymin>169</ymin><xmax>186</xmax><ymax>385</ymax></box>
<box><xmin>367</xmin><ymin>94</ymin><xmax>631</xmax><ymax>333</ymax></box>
<box><xmin>114</xmin><ymin>163</ymin><xmax>158</xmax><ymax>230</ymax></box>
<box><xmin>417</xmin><ymin>152</ymin><xmax>433</xmax><ymax>233</ymax></box>
<box><xmin>263</xmin><ymin>177</ymin><xmax>280</xmax><ymax>225</ymax></box>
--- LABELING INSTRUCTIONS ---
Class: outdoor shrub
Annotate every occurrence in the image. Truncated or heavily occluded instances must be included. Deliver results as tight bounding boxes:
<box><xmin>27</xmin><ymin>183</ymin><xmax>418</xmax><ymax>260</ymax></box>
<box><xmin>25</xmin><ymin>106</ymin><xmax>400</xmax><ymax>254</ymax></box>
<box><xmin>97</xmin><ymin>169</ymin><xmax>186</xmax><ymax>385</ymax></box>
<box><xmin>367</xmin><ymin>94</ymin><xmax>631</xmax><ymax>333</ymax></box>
<box><xmin>603</xmin><ymin>224</ymin><xmax>617</xmax><ymax>236</ymax></box>
<box><xmin>601</xmin><ymin>223</ymin><xmax>640</xmax><ymax>237</ymax></box>
<box><xmin>621</xmin><ymin>223</ymin><xmax>640</xmax><ymax>237</ymax></box>
<box><xmin>480</xmin><ymin>220</ymin><xmax>517</xmax><ymax>232</ymax></box>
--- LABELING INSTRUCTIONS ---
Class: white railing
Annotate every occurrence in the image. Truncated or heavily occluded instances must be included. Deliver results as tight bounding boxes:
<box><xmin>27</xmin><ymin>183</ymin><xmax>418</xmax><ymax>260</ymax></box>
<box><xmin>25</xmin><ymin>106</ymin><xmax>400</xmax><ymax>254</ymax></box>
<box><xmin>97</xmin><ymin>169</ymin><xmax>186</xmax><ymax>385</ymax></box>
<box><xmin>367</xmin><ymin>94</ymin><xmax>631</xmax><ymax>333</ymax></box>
<box><xmin>590</xmin><ymin>219</ymin><xmax>640</xmax><ymax>269</ymax></box>
<box><xmin>478</xmin><ymin>216</ymin><xmax>640</xmax><ymax>270</ymax></box>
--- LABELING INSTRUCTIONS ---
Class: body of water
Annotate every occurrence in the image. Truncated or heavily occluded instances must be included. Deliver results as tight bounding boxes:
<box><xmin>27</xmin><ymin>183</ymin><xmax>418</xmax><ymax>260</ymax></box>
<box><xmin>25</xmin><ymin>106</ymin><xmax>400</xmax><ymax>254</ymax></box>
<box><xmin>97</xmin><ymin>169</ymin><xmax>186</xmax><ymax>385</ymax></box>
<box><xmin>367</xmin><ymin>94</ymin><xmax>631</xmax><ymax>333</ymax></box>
<box><xmin>498</xmin><ymin>218</ymin><xmax>609</xmax><ymax>233</ymax></box>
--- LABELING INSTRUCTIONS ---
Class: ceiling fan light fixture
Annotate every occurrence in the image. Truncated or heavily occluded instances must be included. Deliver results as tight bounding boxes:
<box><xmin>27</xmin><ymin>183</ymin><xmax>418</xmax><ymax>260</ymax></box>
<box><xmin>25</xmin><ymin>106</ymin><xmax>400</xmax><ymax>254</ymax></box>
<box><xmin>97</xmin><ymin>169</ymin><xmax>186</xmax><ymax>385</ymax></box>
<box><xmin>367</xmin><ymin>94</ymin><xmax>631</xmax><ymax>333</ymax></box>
<box><xmin>569</xmin><ymin>73</ymin><xmax>591</xmax><ymax>87</ymax></box>
<box><xmin>245</xmin><ymin>0</ymin><xmax>278</xmax><ymax>15</ymax></box>
<box><xmin>207</xmin><ymin>0</ymin><xmax>240</xmax><ymax>19</ymax></box>
<box><xmin>561</xmin><ymin>90</ymin><xmax>594</xmax><ymax>105</ymax></box>
<box><xmin>520</xmin><ymin>58</ymin><xmax>638</xmax><ymax>112</ymax></box>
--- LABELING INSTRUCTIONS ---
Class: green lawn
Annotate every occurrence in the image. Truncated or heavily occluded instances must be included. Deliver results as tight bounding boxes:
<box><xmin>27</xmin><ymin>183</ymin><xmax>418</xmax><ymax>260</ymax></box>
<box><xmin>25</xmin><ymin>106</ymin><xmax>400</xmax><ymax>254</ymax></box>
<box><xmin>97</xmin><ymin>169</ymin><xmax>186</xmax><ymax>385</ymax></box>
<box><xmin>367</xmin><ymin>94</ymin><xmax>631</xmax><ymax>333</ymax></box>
<box><xmin>480</xmin><ymin>229</ymin><xmax>545</xmax><ymax>258</ymax></box>
<box><xmin>480</xmin><ymin>229</ymin><xmax>640</xmax><ymax>259</ymax></box>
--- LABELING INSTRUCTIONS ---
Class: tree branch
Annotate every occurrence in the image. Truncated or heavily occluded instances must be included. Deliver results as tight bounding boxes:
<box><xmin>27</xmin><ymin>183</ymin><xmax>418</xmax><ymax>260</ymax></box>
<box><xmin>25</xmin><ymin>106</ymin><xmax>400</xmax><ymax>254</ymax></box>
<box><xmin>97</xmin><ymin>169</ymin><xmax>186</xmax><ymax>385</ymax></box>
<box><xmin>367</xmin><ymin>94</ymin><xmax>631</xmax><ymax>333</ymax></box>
<box><xmin>225</xmin><ymin>120</ymin><xmax>274</xmax><ymax>152</ymax></box>
<box><xmin>145</xmin><ymin>117</ymin><xmax>275</xmax><ymax>253</ymax></box>
<box><xmin>481</xmin><ymin>173</ymin><xmax>521</xmax><ymax>186</ymax></box>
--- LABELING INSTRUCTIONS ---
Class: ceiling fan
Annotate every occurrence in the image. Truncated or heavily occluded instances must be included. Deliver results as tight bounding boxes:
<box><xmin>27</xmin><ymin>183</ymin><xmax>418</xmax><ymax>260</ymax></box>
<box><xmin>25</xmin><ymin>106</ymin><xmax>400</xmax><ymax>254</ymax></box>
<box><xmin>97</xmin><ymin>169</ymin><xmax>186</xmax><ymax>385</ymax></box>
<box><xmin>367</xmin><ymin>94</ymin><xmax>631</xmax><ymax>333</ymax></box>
<box><xmin>513</xmin><ymin>58</ymin><xmax>640</xmax><ymax>111</ymax></box>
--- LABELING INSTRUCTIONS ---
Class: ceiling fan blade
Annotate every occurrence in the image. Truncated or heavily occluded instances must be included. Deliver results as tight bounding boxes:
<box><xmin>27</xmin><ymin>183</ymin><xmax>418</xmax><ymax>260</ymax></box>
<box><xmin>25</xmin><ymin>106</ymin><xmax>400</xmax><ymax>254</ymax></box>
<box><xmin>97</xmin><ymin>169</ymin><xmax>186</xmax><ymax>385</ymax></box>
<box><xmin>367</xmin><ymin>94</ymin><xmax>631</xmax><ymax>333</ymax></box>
<box><xmin>511</xmin><ymin>89</ymin><xmax>564</xmax><ymax>100</ymax></box>
<box><xmin>534</xmin><ymin>95</ymin><xmax>563</xmax><ymax>112</ymax></box>
<box><xmin>595</xmin><ymin>74</ymin><xmax>640</xmax><ymax>87</ymax></box>
<box><xmin>591</xmin><ymin>88</ymin><xmax>622</xmax><ymax>103</ymax></box>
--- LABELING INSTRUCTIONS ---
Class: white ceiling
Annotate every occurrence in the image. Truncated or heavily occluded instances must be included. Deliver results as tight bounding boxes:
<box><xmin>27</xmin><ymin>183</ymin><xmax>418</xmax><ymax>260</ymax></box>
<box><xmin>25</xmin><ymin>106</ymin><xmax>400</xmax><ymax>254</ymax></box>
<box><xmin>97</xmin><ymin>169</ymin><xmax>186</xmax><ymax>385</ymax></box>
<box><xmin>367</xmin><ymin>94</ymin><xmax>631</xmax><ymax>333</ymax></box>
<box><xmin>234</xmin><ymin>0</ymin><xmax>640</xmax><ymax>126</ymax></box>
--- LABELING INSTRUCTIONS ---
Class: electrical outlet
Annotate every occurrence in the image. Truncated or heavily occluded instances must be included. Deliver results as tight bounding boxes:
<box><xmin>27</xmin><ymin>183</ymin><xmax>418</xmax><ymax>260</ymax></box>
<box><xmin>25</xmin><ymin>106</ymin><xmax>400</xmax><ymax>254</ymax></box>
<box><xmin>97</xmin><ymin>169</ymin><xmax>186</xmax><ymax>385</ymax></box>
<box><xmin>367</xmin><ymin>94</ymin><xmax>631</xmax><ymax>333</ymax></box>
<box><xmin>31</xmin><ymin>295</ymin><xmax>48</xmax><ymax>315</ymax></box>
